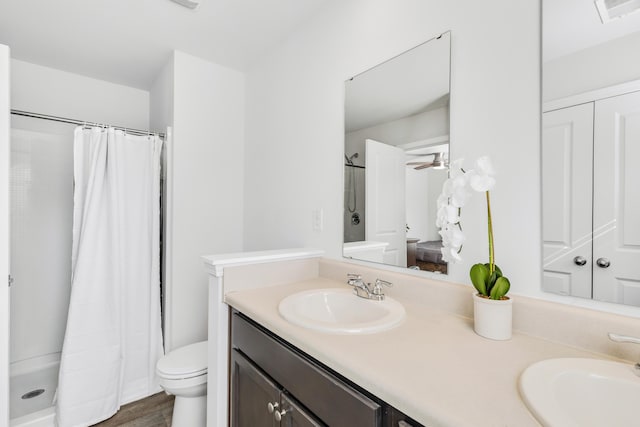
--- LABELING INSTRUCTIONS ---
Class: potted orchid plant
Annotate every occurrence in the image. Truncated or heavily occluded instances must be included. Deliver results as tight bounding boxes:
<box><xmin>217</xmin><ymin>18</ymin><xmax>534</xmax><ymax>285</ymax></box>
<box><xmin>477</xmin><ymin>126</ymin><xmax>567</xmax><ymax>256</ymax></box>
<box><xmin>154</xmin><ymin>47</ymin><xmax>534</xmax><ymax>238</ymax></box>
<box><xmin>436</xmin><ymin>156</ymin><xmax>512</xmax><ymax>340</ymax></box>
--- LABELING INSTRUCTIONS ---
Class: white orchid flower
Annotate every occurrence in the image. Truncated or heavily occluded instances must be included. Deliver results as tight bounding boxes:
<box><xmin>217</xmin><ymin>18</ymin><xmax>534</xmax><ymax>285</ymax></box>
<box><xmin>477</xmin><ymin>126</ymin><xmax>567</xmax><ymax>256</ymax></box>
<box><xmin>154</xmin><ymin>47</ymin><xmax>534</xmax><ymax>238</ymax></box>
<box><xmin>436</xmin><ymin>193</ymin><xmax>449</xmax><ymax>210</ymax></box>
<box><xmin>439</xmin><ymin>222</ymin><xmax>465</xmax><ymax>264</ymax></box>
<box><xmin>441</xmin><ymin>172</ymin><xmax>469</xmax><ymax>207</ymax></box>
<box><xmin>468</xmin><ymin>171</ymin><xmax>495</xmax><ymax>192</ymax></box>
<box><xmin>435</xmin><ymin>155</ymin><xmax>500</xmax><ymax>268</ymax></box>
<box><xmin>467</xmin><ymin>155</ymin><xmax>496</xmax><ymax>192</ymax></box>
<box><xmin>475</xmin><ymin>156</ymin><xmax>495</xmax><ymax>176</ymax></box>
<box><xmin>439</xmin><ymin>225</ymin><xmax>465</xmax><ymax>250</ymax></box>
<box><xmin>435</xmin><ymin>204</ymin><xmax>459</xmax><ymax>228</ymax></box>
<box><xmin>449</xmin><ymin>175</ymin><xmax>469</xmax><ymax>207</ymax></box>
<box><xmin>441</xmin><ymin>245</ymin><xmax>462</xmax><ymax>263</ymax></box>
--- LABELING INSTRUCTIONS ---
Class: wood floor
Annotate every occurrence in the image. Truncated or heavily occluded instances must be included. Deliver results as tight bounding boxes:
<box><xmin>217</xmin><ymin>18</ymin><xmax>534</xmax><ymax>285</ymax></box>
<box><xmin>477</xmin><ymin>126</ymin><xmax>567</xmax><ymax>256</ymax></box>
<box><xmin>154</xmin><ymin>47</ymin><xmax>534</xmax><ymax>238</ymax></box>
<box><xmin>92</xmin><ymin>392</ymin><xmax>174</xmax><ymax>426</ymax></box>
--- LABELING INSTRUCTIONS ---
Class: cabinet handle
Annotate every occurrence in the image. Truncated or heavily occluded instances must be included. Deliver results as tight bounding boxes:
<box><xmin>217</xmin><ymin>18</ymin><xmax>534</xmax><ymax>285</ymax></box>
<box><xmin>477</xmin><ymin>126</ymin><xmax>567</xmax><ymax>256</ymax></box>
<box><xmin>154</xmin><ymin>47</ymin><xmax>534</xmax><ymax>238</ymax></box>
<box><xmin>573</xmin><ymin>256</ymin><xmax>587</xmax><ymax>266</ymax></box>
<box><xmin>274</xmin><ymin>409</ymin><xmax>288</xmax><ymax>422</ymax></box>
<box><xmin>267</xmin><ymin>402</ymin><xmax>278</xmax><ymax>413</ymax></box>
<box><xmin>596</xmin><ymin>257</ymin><xmax>611</xmax><ymax>268</ymax></box>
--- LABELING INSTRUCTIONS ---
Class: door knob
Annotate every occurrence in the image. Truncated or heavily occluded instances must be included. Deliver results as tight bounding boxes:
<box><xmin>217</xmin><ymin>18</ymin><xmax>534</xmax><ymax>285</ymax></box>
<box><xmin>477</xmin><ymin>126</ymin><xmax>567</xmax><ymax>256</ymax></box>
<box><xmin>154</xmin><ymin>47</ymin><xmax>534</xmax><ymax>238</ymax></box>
<box><xmin>573</xmin><ymin>256</ymin><xmax>587</xmax><ymax>266</ymax></box>
<box><xmin>596</xmin><ymin>258</ymin><xmax>611</xmax><ymax>268</ymax></box>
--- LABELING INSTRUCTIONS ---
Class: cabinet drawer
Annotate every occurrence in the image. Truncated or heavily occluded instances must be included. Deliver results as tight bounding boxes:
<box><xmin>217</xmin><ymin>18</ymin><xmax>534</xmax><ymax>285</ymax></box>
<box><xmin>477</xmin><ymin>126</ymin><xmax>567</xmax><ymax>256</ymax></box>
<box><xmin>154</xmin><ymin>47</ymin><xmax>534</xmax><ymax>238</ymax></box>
<box><xmin>232</xmin><ymin>313</ymin><xmax>382</xmax><ymax>427</ymax></box>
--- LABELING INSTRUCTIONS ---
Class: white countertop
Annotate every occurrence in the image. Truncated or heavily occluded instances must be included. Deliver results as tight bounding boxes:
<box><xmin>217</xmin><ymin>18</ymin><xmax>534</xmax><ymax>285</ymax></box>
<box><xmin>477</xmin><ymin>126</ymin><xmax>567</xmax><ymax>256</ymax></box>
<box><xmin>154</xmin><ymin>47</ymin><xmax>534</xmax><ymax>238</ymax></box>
<box><xmin>224</xmin><ymin>277</ymin><xmax>611</xmax><ymax>427</ymax></box>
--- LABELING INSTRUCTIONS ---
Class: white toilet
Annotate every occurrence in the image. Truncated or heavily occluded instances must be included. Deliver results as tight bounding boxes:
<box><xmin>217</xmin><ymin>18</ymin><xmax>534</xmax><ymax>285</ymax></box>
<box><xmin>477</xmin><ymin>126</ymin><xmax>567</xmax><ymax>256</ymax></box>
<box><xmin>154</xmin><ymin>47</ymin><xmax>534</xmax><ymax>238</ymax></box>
<box><xmin>156</xmin><ymin>340</ymin><xmax>208</xmax><ymax>427</ymax></box>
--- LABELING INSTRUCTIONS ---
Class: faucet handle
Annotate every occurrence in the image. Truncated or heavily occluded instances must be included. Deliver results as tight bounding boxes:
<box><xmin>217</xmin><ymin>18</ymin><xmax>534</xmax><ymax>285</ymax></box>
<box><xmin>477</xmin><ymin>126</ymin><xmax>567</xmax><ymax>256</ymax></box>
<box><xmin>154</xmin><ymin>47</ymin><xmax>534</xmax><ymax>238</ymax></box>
<box><xmin>372</xmin><ymin>278</ymin><xmax>392</xmax><ymax>296</ymax></box>
<box><xmin>375</xmin><ymin>278</ymin><xmax>392</xmax><ymax>288</ymax></box>
<box><xmin>347</xmin><ymin>273</ymin><xmax>362</xmax><ymax>285</ymax></box>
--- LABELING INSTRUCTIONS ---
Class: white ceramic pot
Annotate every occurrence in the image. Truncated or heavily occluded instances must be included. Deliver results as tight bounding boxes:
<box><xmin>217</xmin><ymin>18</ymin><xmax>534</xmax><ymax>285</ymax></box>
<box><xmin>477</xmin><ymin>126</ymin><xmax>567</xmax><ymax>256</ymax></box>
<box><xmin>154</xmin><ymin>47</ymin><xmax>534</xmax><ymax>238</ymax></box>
<box><xmin>472</xmin><ymin>293</ymin><xmax>512</xmax><ymax>340</ymax></box>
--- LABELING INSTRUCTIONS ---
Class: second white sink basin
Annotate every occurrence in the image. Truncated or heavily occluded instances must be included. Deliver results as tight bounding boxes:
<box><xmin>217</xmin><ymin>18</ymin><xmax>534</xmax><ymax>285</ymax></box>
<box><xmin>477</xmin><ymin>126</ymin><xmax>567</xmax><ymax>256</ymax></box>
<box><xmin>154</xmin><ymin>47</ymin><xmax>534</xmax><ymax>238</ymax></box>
<box><xmin>278</xmin><ymin>288</ymin><xmax>405</xmax><ymax>334</ymax></box>
<box><xmin>519</xmin><ymin>358</ymin><xmax>640</xmax><ymax>427</ymax></box>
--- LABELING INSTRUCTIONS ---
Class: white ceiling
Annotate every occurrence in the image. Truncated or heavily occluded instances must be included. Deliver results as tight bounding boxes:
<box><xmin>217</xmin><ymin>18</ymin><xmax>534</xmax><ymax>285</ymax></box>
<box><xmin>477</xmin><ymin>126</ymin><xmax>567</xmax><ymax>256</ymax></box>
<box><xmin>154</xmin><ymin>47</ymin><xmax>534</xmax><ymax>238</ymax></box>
<box><xmin>0</xmin><ymin>0</ymin><xmax>336</xmax><ymax>90</ymax></box>
<box><xmin>4</xmin><ymin>1</ymin><xmax>638</xmax><ymax>91</ymax></box>
<box><xmin>345</xmin><ymin>32</ymin><xmax>450</xmax><ymax>133</ymax></box>
<box><xmin>543</xmin><ymin>0</ymin><xmax>640</xmax><ymax>62</ymax></box>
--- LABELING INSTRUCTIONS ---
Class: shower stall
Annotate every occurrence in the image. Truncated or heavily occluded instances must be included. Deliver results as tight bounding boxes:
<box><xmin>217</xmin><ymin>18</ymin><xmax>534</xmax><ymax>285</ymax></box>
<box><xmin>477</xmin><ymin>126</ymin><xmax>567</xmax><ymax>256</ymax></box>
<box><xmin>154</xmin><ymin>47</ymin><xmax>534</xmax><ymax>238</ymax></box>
<box><xmin>8</xmin><ymin>111</ymin><xmax>166</xmax><ymax>427</ymax></box>
<box><xmin>9</xmin><ymin>115</ymin><xmax>74</xmax><ymax>425</ymax></box>
<box><xmin>343</xmin><ymin>153</ymin><xmax>365</xmax><ymax>243</ymax></box>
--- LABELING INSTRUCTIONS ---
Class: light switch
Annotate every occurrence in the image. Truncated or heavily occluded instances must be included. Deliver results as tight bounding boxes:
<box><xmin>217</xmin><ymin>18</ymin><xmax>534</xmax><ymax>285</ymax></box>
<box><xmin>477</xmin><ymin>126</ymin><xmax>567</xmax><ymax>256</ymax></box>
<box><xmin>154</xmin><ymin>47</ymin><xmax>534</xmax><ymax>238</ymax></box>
<box><xmin>312</xmin><ymin>208</ymin><xmax>323</xmax><ymax>231</ymax></box>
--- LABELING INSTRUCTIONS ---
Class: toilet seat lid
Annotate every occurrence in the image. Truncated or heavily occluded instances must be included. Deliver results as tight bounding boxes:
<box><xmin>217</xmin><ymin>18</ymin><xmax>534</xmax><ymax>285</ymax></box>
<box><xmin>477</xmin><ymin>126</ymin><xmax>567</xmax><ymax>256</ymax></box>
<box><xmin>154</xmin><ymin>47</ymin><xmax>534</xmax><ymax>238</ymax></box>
<box><xmin>157</xmin><ymin>341</ymin><xmax>208</xmax><ymax>379</ymax></box>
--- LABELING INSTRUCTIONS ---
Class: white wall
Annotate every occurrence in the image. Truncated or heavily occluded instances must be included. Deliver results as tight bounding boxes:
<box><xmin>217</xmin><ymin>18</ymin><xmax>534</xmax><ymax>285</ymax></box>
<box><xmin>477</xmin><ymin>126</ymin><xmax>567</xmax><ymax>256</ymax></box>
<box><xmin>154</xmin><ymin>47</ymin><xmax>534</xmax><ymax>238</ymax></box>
<box><xmin>11</xmin><ymin>59</ymin><xmax>149</xmax><ymax>129</ymax></box>
<box><xmin>1</xmin><ymin>42</ymin><xmax>11</xmax><ymax>427</ymax></box>
<box><xmin>244</xmin><ymin>0</ymin><xmax>542</xmax><ymax>297</ymax></box>
<box><xmin>150</xmin><ymin>58</ymin><xmax>174</xmax><ymax>133</ymax></box>
<box><xmin>166</xmin><ymin>51</ymin><xmax>245</xmax><ymax>351</ymax></box>
<box><xmin>544</xmin><ymin>31</ymin><xmax>640</xmax><ymax>102</ymax></box>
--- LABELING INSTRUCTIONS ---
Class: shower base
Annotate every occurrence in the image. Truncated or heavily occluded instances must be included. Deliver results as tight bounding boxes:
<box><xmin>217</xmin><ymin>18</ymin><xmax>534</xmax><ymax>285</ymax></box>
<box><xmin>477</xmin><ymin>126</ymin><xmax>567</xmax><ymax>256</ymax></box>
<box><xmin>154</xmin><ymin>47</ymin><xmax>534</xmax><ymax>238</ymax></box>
<box><xmin>10</xmin><ymin>355</ymin><xmax>58</xmax><ymax>427</ymax></box>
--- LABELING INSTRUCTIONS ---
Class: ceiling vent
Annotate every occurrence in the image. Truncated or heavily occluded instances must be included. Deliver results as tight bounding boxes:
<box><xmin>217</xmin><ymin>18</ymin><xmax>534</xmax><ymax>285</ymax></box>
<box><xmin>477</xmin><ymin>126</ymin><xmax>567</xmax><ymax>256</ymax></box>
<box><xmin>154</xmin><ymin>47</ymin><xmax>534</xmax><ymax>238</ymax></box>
<box><xmin>595</xmin><ymin>0</ymin><xmax>640</xmax><ymax>23</ymax></box>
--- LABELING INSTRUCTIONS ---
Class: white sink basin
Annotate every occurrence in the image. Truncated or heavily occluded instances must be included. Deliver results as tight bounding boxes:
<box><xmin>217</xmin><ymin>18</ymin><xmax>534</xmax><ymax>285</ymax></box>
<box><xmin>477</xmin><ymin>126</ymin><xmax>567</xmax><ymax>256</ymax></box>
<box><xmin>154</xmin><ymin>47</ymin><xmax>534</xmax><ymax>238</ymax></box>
<box><xmin>278</xmin><ymin>288</ymin><xmax>405</xmax><ymax>334</ymax></box>
<box><xmin>519</xmin><ymin>358</ymin><xmax>640</xmax><ymax>427</ymax></box>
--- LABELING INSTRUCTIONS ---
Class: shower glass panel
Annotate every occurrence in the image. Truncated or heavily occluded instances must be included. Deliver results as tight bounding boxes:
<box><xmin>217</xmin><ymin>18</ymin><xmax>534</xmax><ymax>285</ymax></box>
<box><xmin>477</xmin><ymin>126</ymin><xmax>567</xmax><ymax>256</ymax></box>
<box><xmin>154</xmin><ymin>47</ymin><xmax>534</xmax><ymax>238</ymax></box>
<box><xmin>9</xmin><ymin>116</ymin><xmax>74</xmax><ymax>422</ymax></box>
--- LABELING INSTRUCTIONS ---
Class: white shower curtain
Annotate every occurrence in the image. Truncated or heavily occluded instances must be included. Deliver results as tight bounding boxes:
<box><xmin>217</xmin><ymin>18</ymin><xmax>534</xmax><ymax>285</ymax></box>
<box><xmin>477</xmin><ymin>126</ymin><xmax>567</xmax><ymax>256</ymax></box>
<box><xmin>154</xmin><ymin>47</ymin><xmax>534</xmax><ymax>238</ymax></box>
<box><xmin>56</xmin><ymin>127</ymin><xmax>164</xmax><ymax>427</ymax></box>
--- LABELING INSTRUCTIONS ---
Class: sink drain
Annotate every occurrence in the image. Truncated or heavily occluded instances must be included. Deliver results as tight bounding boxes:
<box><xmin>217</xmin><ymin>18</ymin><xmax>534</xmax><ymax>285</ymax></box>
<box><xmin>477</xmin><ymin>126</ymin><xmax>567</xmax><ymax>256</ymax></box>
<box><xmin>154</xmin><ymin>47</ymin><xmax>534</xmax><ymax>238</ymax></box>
<box><xmin>21</xmin><ymin>389</ymin><xmax>45</xmax><ymax>399</ymax></box>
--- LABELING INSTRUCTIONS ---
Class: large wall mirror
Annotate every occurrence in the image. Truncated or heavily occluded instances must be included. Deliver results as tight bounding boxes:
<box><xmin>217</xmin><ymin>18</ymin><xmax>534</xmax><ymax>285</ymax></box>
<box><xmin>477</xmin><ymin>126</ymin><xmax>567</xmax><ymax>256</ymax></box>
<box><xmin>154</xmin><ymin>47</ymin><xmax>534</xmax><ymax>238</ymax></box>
<box><xmin>343</xmin><ymin>32</ymin><xmax>451</xmax><ymax>274</ymax></box>
<box><xmin>542</xmin><ymin>1</ymin><xmax>640</xmax><ymax>306</ymax></box>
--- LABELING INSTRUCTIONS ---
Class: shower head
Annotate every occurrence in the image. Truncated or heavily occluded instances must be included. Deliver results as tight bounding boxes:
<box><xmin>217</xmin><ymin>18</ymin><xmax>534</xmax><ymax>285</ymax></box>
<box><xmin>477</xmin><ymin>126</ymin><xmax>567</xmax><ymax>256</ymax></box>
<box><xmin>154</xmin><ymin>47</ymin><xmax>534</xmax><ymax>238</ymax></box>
<box><xmin>345</xmin><ymin>152</ymin><xmax>359</xmax><ymax>165</ymax></box>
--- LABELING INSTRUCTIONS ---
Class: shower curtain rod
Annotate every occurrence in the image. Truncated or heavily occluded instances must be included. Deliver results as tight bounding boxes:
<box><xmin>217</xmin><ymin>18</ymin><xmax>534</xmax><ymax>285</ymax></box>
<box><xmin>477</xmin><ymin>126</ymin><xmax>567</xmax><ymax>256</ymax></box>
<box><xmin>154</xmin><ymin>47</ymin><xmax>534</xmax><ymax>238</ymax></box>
<box><xmin>10</xmin><ymin>109</ymin><xmax>165</xmax><ymax>138</ymax></box>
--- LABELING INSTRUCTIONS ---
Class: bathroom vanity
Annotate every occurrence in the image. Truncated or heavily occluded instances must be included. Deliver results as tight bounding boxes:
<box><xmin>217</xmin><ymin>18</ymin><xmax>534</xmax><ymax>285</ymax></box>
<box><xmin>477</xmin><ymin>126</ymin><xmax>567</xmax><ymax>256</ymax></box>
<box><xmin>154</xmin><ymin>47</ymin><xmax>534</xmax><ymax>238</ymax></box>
<box><xmin>203</xmin><ymin>249</ymin><xmax>639</xmax><ymax>427</ymax></box>
<box><xmin>231</xmin><ymin>310</ymin><xmax>420</xmax><ymax>426</ymax></box>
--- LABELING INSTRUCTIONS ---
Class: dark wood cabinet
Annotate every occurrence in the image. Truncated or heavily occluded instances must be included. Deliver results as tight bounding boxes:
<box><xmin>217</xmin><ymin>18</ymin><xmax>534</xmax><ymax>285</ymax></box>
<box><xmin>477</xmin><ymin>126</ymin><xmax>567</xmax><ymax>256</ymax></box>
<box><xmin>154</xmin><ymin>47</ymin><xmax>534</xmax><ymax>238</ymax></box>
<box><xmin>230</xmin><ymin>311</ymin><xmax>423</xmax><ymax>427</ymax></box>
<box><xmin>231</xmin><ymin>349</ymin><xmax>322</xmax><ymax>427</ymax></box>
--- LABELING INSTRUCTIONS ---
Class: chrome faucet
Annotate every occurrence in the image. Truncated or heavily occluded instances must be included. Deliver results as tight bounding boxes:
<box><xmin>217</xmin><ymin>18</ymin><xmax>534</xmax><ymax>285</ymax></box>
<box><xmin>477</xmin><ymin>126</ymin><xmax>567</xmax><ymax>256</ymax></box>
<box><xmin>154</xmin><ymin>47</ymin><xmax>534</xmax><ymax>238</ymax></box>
<box><xmin>608</xmin><ymin>332</ymin><xmax>640</xmax><ymax>376</ymax></box>
<box><xmin>347</xmin><ymin>274</ymin><xmax>372</xmax><ymax>299</ymax></box>
<box><xmin>346</xmin><ymin>274</ymin><xmax>392</xmax><ymax>301</ymax></box>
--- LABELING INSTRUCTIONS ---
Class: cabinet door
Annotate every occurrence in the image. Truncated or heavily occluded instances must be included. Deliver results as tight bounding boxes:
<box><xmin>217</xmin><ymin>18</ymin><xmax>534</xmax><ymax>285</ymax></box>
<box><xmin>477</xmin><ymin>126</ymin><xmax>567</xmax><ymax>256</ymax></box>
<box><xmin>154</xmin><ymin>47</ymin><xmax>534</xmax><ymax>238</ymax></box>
<box><xmin>279</xmin><ymin>393</ymin><xmax>325</xmax><ymax>427</ymax></box>
<box><xmin>232</xmin><ymin>313</ymin><xmax>382</xmax><ymax>426</ymax></box>
<box><xmin>542</xmin><ymin>103</ymin><xmax>594</xmax><ymax>298</ymax></box>
<box><xmin>593</xmin><ymin>90</ymin><xmax>640</xmax><ymax>305</ymax></box>
<box><xmin>231</xmin><ymin>349</ymin><xmax>279</xmax><ymax>427</ymax></box>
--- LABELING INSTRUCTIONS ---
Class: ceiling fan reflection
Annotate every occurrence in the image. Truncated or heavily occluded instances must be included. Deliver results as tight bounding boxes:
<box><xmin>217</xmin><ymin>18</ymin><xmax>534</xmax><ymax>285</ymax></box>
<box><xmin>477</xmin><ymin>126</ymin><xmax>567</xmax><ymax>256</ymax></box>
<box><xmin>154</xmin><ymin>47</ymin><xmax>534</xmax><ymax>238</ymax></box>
<box><xmin>406</xmin><ymin>152</ymin><xmax>448</xmax><ymax>170</ymax></box>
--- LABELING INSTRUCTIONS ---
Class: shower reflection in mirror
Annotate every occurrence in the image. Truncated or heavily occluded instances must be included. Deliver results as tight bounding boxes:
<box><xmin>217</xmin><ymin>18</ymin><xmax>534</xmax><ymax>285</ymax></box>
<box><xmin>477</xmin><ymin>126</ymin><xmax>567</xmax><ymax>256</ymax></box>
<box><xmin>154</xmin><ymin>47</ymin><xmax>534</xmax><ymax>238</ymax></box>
<box><xmin>342</xmin><ymin>31</ymin><xmax>451</xmax><ymax>274</ymax></box>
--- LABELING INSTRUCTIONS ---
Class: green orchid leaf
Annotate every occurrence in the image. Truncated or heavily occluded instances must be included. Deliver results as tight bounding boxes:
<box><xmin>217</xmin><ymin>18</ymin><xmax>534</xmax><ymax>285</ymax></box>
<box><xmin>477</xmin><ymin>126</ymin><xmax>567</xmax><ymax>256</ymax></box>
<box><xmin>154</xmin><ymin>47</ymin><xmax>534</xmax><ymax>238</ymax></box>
<box><xmin>484</xmin><ymin>263</ymin><xmax>502</xmax><ymax>277</ymax></box>
<box><xmin>490</xmin><ymin>276</ymin><xmax>511</xmax><ymax>300</ymax></box>
<box><xmin>470</xmin><ymin>263</ymin><xmax>489</xmax><ymax>296</ymax></box>
<box><xmin>486</xmin><ymin>271</ymin><xmax>499</xmax><ymax>295</ymax></box>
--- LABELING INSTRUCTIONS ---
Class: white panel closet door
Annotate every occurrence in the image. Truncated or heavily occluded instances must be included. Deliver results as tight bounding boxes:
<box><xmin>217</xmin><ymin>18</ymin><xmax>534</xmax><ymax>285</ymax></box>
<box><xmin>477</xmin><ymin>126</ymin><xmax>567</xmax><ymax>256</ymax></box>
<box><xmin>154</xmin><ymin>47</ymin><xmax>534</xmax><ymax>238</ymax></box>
<box><xmin>365</xmin><ymin>139</ymin><xmax>407</xmax><ymax>267</ymax></box>
<box><xmin>542</xmin><ymin>103</ymin><xmax>593</xmax><ymax>298</ymax></box>
<box><xmin>593</xmin><ymin>90</ymin><xmax>640</xmax><ymax>305</ymax></box>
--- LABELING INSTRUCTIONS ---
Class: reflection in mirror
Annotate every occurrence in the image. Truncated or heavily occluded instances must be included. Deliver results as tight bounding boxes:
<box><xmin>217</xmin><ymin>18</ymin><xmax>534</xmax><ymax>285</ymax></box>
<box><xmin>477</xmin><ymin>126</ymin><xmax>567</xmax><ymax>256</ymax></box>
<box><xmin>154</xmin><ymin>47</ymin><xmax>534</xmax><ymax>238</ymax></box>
<box><xmin>542</xmin><ymin>1</ymin><xmax>640</xmax><ymax>306</ymax></box>
<box><xmin>343</xmin><ymin>32</ymin><xmax>451</xmax><ymax>274</ymax></box>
